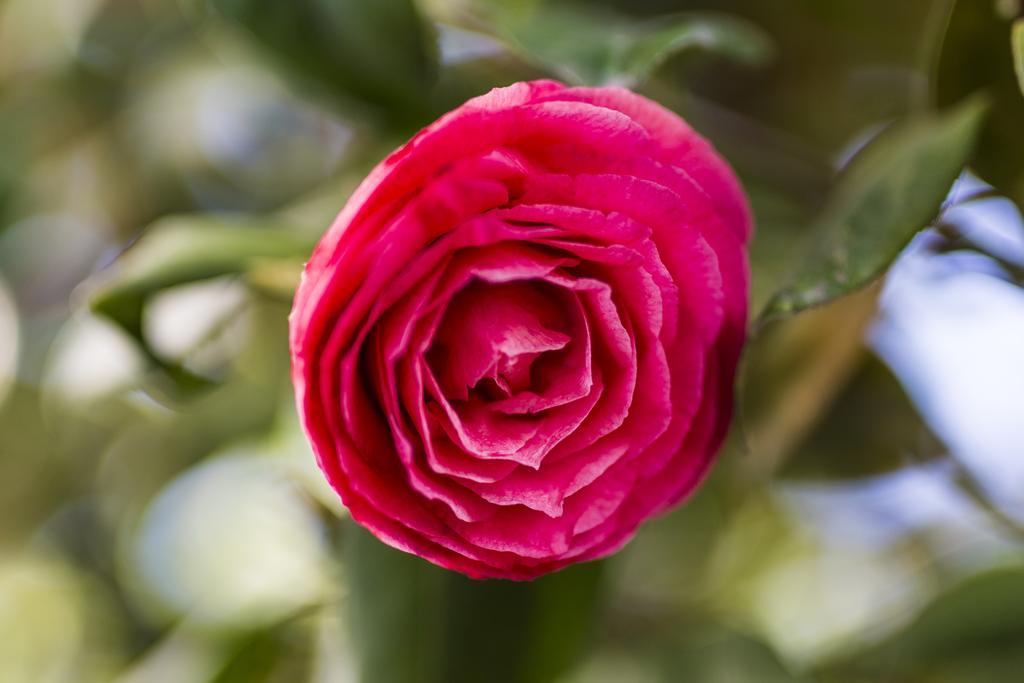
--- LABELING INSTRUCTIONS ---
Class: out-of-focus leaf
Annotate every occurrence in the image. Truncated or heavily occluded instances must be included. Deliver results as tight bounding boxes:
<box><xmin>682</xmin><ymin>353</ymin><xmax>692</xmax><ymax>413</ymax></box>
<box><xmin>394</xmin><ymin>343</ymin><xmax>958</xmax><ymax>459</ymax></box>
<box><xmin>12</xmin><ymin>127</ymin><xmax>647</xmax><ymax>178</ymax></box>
<box><xmin>668</xmin><ymin>629</ymin><xmax>806</xmax><ymax>683</ymax></box>
<box><xmin>344</xmin><ymin>523</ymin><xmax>604</xmax><ymax>683</ymax></box>
<box><xmin>1013</xmin><ymin>20</ymin><xmax>1024</xmax><ymax>97</ymax></box>
<box><xmin>741</xmin><ymin>285</ymin><xmax>879</xmax><ymax>479</ymax></box>
<box><xmin>950</xmin><ymin>461</ymin><xmax>1024</xmax><ymax>542</ymax></box>
<box><xmin>615</xmin><ymin>14</ymin><xmax>774</xmax><ymax>85</ymax></box>
<box><xmin>780</xmin><ymin>353</ymin><xmax>946</xmax><ymax>479</ymax></box>
<box><xmin>579</xmin><ymin>0</ymin><xmax>949</xmax><ymax>176</ymax></box>
<box><xmin>207</xmin><ymin>0</ymin><xmax>438</xmax><ymax>125</ymax></box>
<box><xmin>822</xmin><ymin>567</ymin><xmax>1024</xmax><ymax>681</ymax></box>
<box><xmin>763</xmin><ymin>96</ymin><xmax>987</xmax><ymax>319</ymax></box>
<box><xmin>86</xmin><ymin>215</ymin><xmax>312</xmax><ymax>392</ymax></box>
<box><xmin>0</xmin><ymin>553</ymin><xmax>126</xmax><ymax>683</ymax></box>
<box><xmin>208</xmin><ymin>616</ymin><xmax>315</xmax><ymax>683</ymax></box>
<box><xmin>634</xmin><ymin>86</ymin><xmax>833</xmax><ymax>314</ymax></box>
<box><xmin>0</xmin><ymin>162</ymin><xmax>14</xmax><ymax>229</ymax></box>
<box><xmin>0</xmin><ymin>386</ymin><xmax>71</xmax><ymax>543</ymax></box>
<box><xmin>495</xmin><ymin>8</ymin><xmax>772</xmax><ymax>87</ymax></box>
<box><xmin>88</xmin><ymin>215</ymin><xmax>313</xmax><ymax>340</ymax></box>
<box><xmin>567</xmin><ymin>617</ymin><xmax>804</xmax><ymax>683</ymax></box>
<box><xmin>91</xmin><ymin>300</ymin><xmax>292</xmax><ymax>520</ymax></box>
<box><xmin>937</xmin><ymin>0</ymin><xmax>1024</xmax><ymax>207</ymax></box>
<box><xmin>245</xmin><ymin>259</ymin><xmax>307</xmax><ymax>301</ymax></box>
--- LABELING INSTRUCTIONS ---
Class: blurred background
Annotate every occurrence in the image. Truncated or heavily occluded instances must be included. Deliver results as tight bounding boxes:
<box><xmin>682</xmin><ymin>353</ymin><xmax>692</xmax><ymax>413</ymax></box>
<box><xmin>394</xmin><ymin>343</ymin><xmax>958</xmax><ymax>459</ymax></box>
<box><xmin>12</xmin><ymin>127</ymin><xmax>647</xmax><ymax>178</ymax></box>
<box><xmin>1</xmin><ymin>0</ymin><xmax>1023</xmax><ymax>681</ymax></box>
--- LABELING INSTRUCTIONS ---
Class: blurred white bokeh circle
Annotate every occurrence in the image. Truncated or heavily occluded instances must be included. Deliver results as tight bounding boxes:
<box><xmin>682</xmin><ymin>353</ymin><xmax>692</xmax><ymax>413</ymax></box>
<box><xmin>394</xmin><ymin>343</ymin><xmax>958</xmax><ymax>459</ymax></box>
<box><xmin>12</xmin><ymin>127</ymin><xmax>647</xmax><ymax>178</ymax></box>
<box><xmin>131</xmin><ymin>451</ymin><xmax>330</xmax><ymax>630</ymax></box>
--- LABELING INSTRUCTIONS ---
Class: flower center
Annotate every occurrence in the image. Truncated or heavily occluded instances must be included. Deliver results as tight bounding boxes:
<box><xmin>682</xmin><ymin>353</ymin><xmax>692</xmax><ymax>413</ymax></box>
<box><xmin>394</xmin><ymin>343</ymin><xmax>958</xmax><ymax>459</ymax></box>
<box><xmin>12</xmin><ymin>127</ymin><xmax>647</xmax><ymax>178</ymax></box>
<box><xmin>427</xmin><ymin>280</ymin><xmax>571</xmax><ymax>404</ymax></box>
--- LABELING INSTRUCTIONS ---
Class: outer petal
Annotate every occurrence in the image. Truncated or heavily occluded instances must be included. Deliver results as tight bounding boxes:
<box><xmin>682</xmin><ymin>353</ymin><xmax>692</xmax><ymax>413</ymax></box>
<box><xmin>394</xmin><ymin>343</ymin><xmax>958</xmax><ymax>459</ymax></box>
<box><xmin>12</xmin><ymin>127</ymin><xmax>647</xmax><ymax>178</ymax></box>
<box><xmin>290</xmin><ymin>80</ymin><xmax>752</xmax><ymax>580</ymax></box>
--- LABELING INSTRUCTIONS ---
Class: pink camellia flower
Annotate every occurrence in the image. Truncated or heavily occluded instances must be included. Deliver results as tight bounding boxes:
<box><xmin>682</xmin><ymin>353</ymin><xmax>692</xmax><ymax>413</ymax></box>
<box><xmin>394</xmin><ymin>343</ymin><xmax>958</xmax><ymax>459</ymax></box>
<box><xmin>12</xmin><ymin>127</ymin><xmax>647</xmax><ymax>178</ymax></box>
<box><xmin>290</xmin><ymin>80</ymin><xmax>751</xmax><ymax>580</ymax></box>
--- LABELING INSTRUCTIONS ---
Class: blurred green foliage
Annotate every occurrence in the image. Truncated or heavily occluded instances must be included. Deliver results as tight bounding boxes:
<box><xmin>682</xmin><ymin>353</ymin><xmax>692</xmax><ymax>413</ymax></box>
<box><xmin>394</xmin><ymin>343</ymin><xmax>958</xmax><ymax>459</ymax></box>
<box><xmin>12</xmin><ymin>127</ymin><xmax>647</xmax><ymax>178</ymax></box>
<box><xmin>938</xmin><ymin>0</ymin><xmax>1024</xmax><ymax>207</ymax></box>
<box><xmin>1</xmin><ymin>0</ymin><xmax>1023</xmax><ymax>682</ymax></box>
<box><xmin>206</xmin><ymin>0</ymin><xmax>440</xmax><ymax>126</ymax></box>
<box><xmin>490</xmin><ymin>8</ymin><xmax>773</xmax><ymax>87</ymax></box>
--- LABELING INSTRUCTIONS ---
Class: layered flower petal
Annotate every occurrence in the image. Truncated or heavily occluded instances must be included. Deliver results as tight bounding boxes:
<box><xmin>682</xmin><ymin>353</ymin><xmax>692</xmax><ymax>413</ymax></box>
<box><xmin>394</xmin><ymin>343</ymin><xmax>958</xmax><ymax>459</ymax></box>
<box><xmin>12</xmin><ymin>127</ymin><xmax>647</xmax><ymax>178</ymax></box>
<box><xmin>290</xmin><ymin>80</ymin><xmax>751</xmax><ymax>580</ymax></box>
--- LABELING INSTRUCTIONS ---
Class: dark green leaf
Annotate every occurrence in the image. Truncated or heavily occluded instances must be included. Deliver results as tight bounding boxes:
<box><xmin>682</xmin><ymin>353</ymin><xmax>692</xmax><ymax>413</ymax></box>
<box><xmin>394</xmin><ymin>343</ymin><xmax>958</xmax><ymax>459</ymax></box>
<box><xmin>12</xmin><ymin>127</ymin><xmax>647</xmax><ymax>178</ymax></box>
<box><xmin>344</xmin><ymin>523</ymin><xmax>604</xmax><ymax>683</ymax></box>
<box><xmin>207</xmin><ymin>0</ymin><xmax>438</xmax><ymax>125</ymax></box>
<box><xmin>740</xmin><ymin>286</ymin><xmax>879</xmax><ymax>478</ymax></box>
<box><xmin>937</xmin><ymin>0</ymin><xmax>1024</xmax><ymax>207</ymax></box>
<box><xmin>209</xmin><ymin>616</ymin><xmax>316</xmax><ymax>683</ymax></box>
<box><xmin>762</xmin><ymin>96</ymin><xmax>987</xmax><ymax>320</ymax></box>
<box><xmin>780</xmin><ymin>354</ymin><xmax>946</xmax><ymax>479</ymax></box>
<box><xmin>616</xmin><ymin>14</ymin><xmax>775</xmax><ymax>84</ymax></box>
<box><xmin>570</xmin><ymin>617</ymin><xmax>805</xmax><ymax>683</ymax></box>
<box><xmin>495</xmin><ymin>8</ymin><xmax>772</xmax><ymax>87</ymax></box>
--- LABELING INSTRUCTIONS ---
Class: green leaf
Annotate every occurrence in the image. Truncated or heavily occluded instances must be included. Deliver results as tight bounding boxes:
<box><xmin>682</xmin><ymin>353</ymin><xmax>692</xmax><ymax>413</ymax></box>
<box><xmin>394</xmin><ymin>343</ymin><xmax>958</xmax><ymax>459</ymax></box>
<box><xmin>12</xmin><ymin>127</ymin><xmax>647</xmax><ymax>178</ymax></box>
<box><xmin>207</xmin><ymin>0</ymin><xmax>438</xmax><ymax>125</ymax></box>
<box><xmin>937</xmin><ymin>0</ymin><xmax>1024</xmax><ymax>207</ymax></box>
<box><xmin>616</xmin><ymin>14</ymin><xmax>775</xmax><ymax>85</ymax></box>
<box><xmin>496</xmin><ymin>8</ymin><xmax>773</xmax><ymax>87</ymax></box>
<box><xmin>739</xmin><ymin>285</ymin><xmax>879</xmax><ymax>479</ymax></box>
<box><xmin>208</xmin><ymin>615</ymin><xmax>316</xmax><ymax>683</ymax></box>
<box><xmin>344</xmin><ymin>523</ymin><xmax>605</xmax><ymax>683</ymax></box>
<box><xmin>780</xmin><ymin>354</ymin><xmax>946</xmax><ymax>480</ymax></box>
<box><xmin>86</xmin><ymin>214</ymin><xmax>313</xmax><ymax>390</ymax></box>
<box><xmin>1013</xmin><ymin>19</ymin><xmax>1024</xmax><ymax>97</ymax></box>
<box><xmin>89</xmin><ymin>215</ymin><xmax>314</xmax><ymax>339</ymax></box>
<box><xmin>822</xmin><ymin>567</ymin><xmax>1024</xmax><ymax>682</ymax></box>
<box><xmin>762</xmin><ymin>96</ymin><xmax>987</xmax><ymax>320</ymax></box>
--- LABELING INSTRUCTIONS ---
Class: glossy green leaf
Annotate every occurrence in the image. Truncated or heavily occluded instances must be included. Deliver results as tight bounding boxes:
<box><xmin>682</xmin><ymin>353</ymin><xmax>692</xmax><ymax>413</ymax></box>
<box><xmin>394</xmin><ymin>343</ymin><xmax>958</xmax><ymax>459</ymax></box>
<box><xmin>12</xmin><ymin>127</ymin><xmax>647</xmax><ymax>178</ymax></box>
<box><xmin>763</xmin><ymin>96</ymin><xmax>987</xmax><ymax>320</ymax></box>
<box><xmin>207</xmin><ymin>0</ymin><xmax>438</xmax><ymax>125</ymax></box>
<box><xmin>496</xmin><ymin>8</ymin><xmax>772</xmax><ymax>87</ymax></box>
<box><xmin>344</xmin><ymin>523</ymin><xmax>604</xmax><ymax>683</ymax></box>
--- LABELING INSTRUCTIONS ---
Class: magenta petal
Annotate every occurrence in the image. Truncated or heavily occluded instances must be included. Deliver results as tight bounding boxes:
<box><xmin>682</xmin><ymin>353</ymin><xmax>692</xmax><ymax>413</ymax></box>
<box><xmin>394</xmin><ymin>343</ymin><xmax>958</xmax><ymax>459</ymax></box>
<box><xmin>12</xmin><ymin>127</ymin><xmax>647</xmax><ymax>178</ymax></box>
<box><xmin>290</xmin><ymin>80</ymin><xmax>752</xmax><ymax>580</ymax></box>
<box><xmin>487</xmin><ymin>289</ymin><xmax>593</xmax><ymax>415</ymax></box>
<box><xmin>430</xmin><ymin>281</ymin><xmax>571</xmax><ymax>400</ymax></box>
<box><xmin>538</xmin><ymin>84</ymin><xmax>753</xmax><ymax>242</ymax></box>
